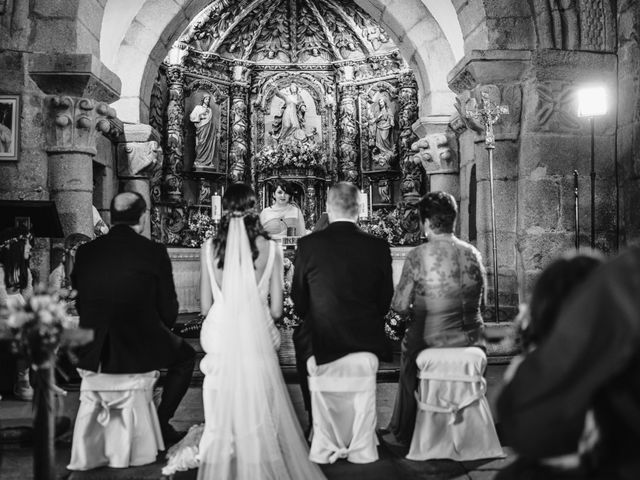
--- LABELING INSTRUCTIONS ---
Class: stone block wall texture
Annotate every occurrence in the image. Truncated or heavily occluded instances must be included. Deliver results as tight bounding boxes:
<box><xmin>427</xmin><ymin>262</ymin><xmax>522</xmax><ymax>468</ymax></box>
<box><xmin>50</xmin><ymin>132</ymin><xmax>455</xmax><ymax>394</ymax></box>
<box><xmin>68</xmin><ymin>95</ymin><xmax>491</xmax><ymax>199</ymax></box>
<box><xmin>0</xmin><ymin>51</ymin><xmax>50</xmax><ymax>282</ymax></box>
<box><xmin>617</xmin><ymin>0</ymin><xmax>640</xmax><ymax>245</ymax></box>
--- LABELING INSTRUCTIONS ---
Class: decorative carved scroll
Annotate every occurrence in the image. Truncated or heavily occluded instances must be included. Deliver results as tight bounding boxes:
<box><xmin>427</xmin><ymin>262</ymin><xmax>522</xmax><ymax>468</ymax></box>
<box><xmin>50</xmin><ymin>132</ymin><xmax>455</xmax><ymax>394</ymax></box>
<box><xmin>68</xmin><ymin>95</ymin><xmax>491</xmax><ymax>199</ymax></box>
<box><xmin>45</xmin><ymin>96</ymin><xmax>116</xmax><ymax>154</ymax></box>
<box><xmin>534</xmin><ymin>81</ymin><xmax>580</xmax><ymax>132</ymax></box>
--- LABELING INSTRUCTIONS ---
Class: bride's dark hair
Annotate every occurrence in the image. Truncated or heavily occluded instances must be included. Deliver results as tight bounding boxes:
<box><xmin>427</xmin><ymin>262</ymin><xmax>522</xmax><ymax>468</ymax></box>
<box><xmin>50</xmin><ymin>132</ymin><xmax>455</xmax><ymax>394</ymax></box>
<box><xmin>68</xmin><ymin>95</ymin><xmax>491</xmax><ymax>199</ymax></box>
<box><xmin>213</xmin><ymin>183</ymin><xmax>269</xmax><ymax>268</ymax></box>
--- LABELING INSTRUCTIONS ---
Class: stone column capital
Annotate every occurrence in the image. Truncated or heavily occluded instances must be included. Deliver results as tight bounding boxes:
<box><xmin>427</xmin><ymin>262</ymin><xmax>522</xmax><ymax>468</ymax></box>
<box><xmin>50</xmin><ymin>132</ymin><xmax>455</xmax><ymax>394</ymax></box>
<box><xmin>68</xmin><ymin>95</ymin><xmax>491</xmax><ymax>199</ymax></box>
<box><xmin>448</xmin><ymin>50</ymin><xmax>532</xmax><ymax>94</ymax></box>
<box><xmin>117</xmin><ymin>140</ymin><xmax>163</xmax><ymax>179</ymax></box>
<box><xmin>44</xmin><ymin>95</ymin><xmax>118</xmax><ymax>155</ymax></box>
<box><xmin>28</xmin><ymin>53</ymin><xmax>121</xmax><ymax>103</ymax></box>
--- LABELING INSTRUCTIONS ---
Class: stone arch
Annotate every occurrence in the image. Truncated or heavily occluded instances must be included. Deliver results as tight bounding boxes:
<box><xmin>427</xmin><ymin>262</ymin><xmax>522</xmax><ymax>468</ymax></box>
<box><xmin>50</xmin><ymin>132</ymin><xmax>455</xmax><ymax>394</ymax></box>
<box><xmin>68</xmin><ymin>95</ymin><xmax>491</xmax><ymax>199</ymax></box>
<box><xmin>101</xmin><ymin>0</ymin><xmax>464</xmax><ymax>123</ymax></box>
<box><xmin>353</xmin><ymin>0</ymin><xmax>461</xmax><ymax>115</ymax></box>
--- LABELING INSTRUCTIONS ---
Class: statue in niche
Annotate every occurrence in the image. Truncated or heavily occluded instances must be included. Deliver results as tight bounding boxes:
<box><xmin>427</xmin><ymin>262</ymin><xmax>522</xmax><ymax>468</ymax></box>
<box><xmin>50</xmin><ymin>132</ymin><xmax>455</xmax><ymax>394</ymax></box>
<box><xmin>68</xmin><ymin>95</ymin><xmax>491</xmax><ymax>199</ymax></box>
<box><xmin>190</xmin><ymin>93</ymin><xmax>220</xmax><ymax>168</ymax></box>
<box><xmin>378</xmin><ymin>179</ymin><xmax>391</xmax><ymax>203</ymax></box>
<box><xmin>271</xmin><ymin>82</ymin><xmax>307</xmax><ymax>142</ymax></box>
<box><xmin>368</xmin><ymin>96</ymin><xmax>396</xmax><ymax>168</ymax></box>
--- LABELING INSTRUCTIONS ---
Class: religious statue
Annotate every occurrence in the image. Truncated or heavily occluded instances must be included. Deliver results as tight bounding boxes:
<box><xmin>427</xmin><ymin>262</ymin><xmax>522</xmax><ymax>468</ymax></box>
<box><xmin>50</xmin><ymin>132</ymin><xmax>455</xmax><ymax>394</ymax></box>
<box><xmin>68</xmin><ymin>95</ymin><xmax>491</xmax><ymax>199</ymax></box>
<box><xmin>271</xmin><ymin>82</ymin><xmax>306</xmax><ymax>142</ymax></box>
<box><xmin>189</xmin><ymin>93</ymin><xmax>219</xmax><ymax>168</ymax></box>
<box><xmin>368</xmin><ymin>97</ymin><xmax>396</xmax><ymax>168</ymax></box>
<box><xmin>378</xmin><ymin>179</ymin><xmax>391</xmax><ymax>203</ymax></box>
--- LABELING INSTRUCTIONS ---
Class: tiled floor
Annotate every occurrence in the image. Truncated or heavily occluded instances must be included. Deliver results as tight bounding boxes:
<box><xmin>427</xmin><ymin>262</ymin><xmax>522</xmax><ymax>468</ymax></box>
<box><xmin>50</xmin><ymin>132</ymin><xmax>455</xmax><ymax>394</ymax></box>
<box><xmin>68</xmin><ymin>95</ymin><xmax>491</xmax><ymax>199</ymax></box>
<box><xmin>0</xmin><ymin>365</ymin><xmax>514</xmax><ymax>480</ymax></box>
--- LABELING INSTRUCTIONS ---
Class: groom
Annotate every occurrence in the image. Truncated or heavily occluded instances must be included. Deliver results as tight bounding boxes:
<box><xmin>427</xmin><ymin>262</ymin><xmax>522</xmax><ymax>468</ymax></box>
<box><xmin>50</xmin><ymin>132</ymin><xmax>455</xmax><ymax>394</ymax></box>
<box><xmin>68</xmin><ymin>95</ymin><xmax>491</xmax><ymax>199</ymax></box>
<box><xmin>71</xmin><ymin>192</ymin><xmax>195</xmax><ymax>444</ymax></box>
<box><xmin>291</xmin><ymin>182</ymin><xmax>393</xmax><ymax>419</ymax></box>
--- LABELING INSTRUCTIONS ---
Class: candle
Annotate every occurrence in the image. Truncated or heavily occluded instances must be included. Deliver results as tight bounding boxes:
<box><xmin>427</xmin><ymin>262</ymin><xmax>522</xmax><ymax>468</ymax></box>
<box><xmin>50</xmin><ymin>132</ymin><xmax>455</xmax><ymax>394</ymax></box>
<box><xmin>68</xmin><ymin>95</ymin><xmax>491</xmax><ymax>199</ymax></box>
<box><xmin>211</xmin><ymin>195</ymin><xmax>222</xmax><ymax>221</ymax></box>
<box><xmin>358</xmin><ymin>192</ymin><xmax>369</xmax><ymax>219</ymax></box>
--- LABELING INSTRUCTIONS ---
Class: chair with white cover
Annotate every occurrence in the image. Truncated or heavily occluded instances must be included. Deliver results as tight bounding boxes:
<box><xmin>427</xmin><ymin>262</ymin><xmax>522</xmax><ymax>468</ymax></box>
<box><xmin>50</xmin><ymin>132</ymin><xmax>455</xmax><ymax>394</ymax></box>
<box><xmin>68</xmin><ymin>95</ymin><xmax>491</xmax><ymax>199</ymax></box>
<box><xmin>68</xmin><ymin>369</ymin><xmax>165</xmax><ymax>471</ymax></box>
<box><xmin>307</xmin><ymin>352</ymin><xmax>379</xmax><ymax>464</ymax></box>
<box><xmin>407</xmin><ymin>347</ymin><xmax>503</xmax><ymax>461</ymax></box>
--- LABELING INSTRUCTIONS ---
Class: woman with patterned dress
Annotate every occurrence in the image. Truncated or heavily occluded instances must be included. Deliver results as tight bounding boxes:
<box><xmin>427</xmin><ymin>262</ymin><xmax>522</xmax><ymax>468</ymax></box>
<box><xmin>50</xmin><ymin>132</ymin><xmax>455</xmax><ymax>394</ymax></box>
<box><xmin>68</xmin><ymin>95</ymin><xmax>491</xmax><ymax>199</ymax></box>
<box><xmin>382</xmin><ymin>191</ymin><xmax>487</xmax><ymax>446</ymax></box>
<box><xmin>163</xmin><ymin>184</ymin><xmax>326</xmax><ymax>480</ymax></box>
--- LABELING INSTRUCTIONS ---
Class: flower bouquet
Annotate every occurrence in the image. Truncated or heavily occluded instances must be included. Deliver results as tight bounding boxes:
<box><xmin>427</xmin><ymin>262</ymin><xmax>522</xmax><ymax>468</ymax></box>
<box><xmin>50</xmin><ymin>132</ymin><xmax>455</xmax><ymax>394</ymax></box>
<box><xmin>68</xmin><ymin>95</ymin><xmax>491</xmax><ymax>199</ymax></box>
<box><xmin>360</xmin><ymin>208</ymin><xmax>411</xmax><ymax>246</ymax></box>
<box><xmin>0</xmin><ymin>287</ymin><xmax>90</xmax><ymax>367</ymax></box>
<box><xmin>184</xmin><ymin>212</ymin><xmax>216</xmax><ymax>247</ymax></box>
<box><xmin>0</xmin><ymin>286</ymin><xmax>92</xmax><ymax>479</ymax></box>
<box><xmin>254</xmin><ymin>138</ymin><xmax>328</xmax><ymax>175</ymax></box>
<box><xmin>384</xmin><ymin>310</ymin><xmax>410</xmax><ymax>342</ymax></box>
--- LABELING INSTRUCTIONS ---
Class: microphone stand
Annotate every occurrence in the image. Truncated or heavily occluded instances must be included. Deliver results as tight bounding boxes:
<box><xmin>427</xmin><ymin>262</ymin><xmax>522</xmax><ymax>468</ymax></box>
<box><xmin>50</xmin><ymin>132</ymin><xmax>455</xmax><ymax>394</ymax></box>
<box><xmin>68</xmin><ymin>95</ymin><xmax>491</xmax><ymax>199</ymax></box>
<box><xmin>574</xmin><ymin>170</ymin><xmax>580</xmax><ymax>250</ymax></box>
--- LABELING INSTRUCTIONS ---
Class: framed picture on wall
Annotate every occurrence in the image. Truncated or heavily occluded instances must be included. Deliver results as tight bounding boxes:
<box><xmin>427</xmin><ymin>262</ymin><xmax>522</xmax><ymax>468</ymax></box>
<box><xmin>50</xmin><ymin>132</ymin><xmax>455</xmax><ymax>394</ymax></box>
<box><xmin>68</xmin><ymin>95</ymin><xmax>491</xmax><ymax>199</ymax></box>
<box><xmin>0</xmin><ymin>94</ymin><xmax>19</xmax><ymax>161</ymax></box>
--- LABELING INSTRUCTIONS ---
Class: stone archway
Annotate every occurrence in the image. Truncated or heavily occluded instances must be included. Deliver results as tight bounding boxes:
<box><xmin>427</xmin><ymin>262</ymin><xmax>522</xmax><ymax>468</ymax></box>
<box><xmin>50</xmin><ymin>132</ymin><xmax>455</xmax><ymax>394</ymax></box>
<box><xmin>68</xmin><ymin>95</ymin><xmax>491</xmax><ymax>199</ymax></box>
<box><xmin>100</xmin><ymin>0</ymin><xmax>465</xmax><ymax>123</ymax></box>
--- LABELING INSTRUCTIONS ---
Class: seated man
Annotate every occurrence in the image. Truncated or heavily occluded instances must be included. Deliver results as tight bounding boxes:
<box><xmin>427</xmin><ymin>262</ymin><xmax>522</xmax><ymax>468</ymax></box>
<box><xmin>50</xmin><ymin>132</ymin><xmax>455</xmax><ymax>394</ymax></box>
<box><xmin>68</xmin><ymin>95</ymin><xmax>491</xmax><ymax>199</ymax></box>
<box><xmin>72</xmin><ymin>192</ymin><xmax>195</xmax><ymax>444</ymax></box>
<box><xmin>291</xmin><ymin>182</ymin><xmax>393</xmax><ymax>424</ymax></box>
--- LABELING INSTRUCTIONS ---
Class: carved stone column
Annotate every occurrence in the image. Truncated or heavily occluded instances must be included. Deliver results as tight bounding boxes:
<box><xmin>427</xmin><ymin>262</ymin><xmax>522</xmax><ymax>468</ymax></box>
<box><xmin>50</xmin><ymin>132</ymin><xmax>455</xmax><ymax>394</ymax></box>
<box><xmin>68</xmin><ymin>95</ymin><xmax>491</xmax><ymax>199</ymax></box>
<box><xmin>229</xmin><ymin>65</ymin><xmax>250</xmax><ymax>182</ymax></box>
<box><xmin>44</xmin><ymin>96</ymin><xmax>116</xmax><ymax>237</ymax></box>
<box><xmin>449</xmin><ymin>51</ymin><xmax>528</xmax><ymax>317</ymax></box>
<box><xmin>337</xmin><ymin>83</ymin><xmax>359</xmax><ymax>184</ymax></box>
<box><xmin>165</xmin><ymin>65</ymin><xmax>185</xmax><ymax>201</ymax></box>
<box><xmin>116</xmin><ymin>124</ymin><xmax>163</xmax><ymax>238</ymax></box>
<box><xmin>28</xmin><ymin>53</ymin><xmax>121</xmax><ymax>238</ymax></box>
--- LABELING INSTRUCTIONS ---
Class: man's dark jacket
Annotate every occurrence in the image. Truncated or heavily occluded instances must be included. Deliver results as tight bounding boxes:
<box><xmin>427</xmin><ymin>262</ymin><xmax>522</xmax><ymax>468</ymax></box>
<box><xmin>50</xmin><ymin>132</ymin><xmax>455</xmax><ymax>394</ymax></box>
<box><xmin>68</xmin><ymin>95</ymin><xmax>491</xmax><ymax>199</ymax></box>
<box><xmin>71</xmin><ymin>224</ymin><xmax>184</xmax><ymax>373</ymax></box>
<box><xmin>291</xmin><ymin>221</ymin><xmax>393</xmax><ymax>366</ymax></box>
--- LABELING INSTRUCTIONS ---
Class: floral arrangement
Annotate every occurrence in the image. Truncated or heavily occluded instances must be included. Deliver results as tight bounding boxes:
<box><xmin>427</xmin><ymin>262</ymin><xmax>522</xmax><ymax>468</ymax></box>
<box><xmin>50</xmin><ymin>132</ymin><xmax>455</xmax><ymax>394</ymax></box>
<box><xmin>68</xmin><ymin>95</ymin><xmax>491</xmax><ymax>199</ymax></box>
<box><xmin>184</xmin><ymin>212</ymin><xmax>216</xmax><ymax>247</ymax></box>
<box><xmin>360</xmin><ymin>208</ymin><xmax>411</xmax><ymax>246</ymax></box>
<box><xmin>275</xmin><ymin>256</ymin><xmax>302</xmax><ymax>330</ymax></box>
<box><xmin>254</xmin><ymin>138</ymin><xmax>328</xmax><ymax>174</ymax></box>
<box><xmin>0</xmin><ymin>286</ymin><xmax>86</xmax><ymax>367</ymax></box>
<box><xmin>384</xmin><ymin>310</ymin><xmax>410</xmax><ymax>341</ymax></box>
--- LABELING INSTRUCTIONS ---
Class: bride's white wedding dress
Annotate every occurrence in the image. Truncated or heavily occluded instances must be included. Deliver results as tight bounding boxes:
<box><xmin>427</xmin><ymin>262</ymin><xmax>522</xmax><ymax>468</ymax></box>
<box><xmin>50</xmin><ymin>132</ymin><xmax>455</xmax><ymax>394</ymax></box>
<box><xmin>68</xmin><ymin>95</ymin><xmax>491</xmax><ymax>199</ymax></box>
<box><xmin>163</xmin><ymin>217</ymin><xmax>326</xmax><ymax>480</ymax></box>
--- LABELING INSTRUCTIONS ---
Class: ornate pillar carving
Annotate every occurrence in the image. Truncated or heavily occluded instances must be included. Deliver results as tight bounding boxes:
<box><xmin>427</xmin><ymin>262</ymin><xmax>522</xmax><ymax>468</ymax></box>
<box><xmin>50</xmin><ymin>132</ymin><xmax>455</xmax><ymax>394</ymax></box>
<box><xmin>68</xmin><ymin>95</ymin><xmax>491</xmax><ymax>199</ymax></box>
<box><xmin>165</xmin><ymin>65</ymin><xmax>185</xmax><ymax>201</ymax></box>
<box><xmin>229</xmin><ymin>65</ymin><xmax>250</xmax><ymax>182</ymax></box>
<box><xmin>411</xmin><ymin>116</ymin><xmax>459</xmax><ymax>196</ymax></box>
<box><xmin>116</xmin><ymin>124</ymin><xmax>163</xmax><ymax>238</ymax></box>
<box><xmin>337</xmin><ymin>83</ymin><xmax>359</xmax><ymax>184</ymax></box>
<box><xmin>44</xmin><ymin>96</ymin><xmax>117</xmax><ymax>237</ymax></box>
<box><xmin>398</xmin><ymin>71</ymin><xmax>421</xmax><ymax>204</ymax></box>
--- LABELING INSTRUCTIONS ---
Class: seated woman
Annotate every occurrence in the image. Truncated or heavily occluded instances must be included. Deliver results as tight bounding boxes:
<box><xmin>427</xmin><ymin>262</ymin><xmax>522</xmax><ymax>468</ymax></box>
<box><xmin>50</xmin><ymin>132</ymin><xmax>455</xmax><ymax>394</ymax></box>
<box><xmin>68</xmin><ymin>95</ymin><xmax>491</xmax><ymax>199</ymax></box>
<box><xmin>259</xmin><ymin>179</ymin><xmax>306</xmax><ymax>238</ymax></box>
<box><xmin>497</xmin><ymin>252</ymin><xmax>603</xmax><ymax>479</ymax></box>
<box><xmin>382</xmin><ymin>191</ymin><xmax>486</xmax><ymax>446</ymax></box>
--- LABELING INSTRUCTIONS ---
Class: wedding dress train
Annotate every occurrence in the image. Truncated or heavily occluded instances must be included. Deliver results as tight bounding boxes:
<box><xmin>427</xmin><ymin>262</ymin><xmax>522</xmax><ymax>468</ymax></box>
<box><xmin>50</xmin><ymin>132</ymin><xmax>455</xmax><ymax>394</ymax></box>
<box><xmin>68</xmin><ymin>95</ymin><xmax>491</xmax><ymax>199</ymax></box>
<box><xmin>163</xmin><ymin>217</ymin><xmax>325</xmax><ymax>480</ymax></box>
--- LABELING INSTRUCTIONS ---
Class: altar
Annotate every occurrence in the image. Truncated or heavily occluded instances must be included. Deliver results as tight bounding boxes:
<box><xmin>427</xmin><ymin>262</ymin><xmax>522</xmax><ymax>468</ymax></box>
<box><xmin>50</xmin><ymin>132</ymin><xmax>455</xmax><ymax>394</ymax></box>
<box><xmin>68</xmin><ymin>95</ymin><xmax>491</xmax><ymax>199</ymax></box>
<box><xmin>169</xmin><ymin>245</ymin><xmax>412</xmax><ymax>314</ymax></box>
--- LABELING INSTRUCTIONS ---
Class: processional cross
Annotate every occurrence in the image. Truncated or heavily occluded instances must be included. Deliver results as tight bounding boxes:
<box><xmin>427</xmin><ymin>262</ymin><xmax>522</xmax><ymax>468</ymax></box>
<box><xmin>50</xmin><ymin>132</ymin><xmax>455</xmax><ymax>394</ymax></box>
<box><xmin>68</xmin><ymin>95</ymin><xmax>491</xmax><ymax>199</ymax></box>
<box><xmin>467</xmin><ymin>92</ymin><xmax>509</xmax><ymax>322</ymax></box>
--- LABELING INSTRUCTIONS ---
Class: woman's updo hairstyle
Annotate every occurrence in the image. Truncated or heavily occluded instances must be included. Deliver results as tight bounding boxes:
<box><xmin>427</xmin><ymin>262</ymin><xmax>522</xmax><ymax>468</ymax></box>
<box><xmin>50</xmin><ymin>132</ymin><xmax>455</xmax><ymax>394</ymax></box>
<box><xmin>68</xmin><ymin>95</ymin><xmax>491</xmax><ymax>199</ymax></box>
<box><xmin>213</xmin><ymin>183</ymin><xmax>269</xmax><ymax>268</ymax></box>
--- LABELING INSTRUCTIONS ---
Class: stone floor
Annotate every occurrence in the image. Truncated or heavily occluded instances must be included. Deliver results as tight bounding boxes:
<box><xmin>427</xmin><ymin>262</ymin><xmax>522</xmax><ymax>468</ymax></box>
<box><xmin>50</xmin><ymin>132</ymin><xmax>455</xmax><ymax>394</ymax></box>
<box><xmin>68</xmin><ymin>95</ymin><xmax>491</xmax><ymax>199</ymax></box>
<box><xmin>0</xmin><ymin>363</ymin><xmax>514</xmax><ymax>480</ymax></box>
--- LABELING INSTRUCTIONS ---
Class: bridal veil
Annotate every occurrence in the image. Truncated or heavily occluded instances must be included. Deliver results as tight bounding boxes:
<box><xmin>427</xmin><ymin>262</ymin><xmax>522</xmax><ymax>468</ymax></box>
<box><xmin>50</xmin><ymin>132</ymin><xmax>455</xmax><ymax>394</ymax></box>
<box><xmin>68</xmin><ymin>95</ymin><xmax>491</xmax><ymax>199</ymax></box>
<box><xmin>194</xmin><ymin>216</ymin><xmax>325</xmax><ymax>480</ymax></box>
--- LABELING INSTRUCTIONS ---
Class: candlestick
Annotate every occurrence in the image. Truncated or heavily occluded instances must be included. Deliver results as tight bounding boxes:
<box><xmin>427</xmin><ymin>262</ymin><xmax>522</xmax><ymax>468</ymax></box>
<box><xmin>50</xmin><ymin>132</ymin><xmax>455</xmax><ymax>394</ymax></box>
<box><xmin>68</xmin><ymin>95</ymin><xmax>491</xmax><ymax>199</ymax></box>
<box><xmin>211</xmin><ymin>195</ymin><xmax>222</xmax><ymax>221</ymax></box>
<box><xmin>358</xmin><ymin>192</ymin><xmax>369</xmax><ymax>220</ymax></box>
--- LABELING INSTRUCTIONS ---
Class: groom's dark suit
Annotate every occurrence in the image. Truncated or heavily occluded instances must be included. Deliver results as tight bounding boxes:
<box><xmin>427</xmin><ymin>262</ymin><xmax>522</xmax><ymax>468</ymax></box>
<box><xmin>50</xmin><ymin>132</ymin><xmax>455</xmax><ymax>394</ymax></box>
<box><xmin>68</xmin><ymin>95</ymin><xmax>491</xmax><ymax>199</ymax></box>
<box><xmin>71</xmin><ymin>224</ymin><xmax>195</xmax><ymax>430</ymax></box>
<box><xmin>291</xmin><ymin>221</ymin><xmax>393</xmax><ymax>410</ymax></box>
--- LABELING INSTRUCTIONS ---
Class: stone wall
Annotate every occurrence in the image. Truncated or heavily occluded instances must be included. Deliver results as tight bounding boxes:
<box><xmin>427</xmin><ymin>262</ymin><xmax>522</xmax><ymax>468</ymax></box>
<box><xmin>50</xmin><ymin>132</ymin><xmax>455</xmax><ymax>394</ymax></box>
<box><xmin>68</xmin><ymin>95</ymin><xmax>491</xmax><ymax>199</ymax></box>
<box><xmin>618</xmin><ymin>0</ymin><xmax>640</xmax><ymax>245</ymax></box>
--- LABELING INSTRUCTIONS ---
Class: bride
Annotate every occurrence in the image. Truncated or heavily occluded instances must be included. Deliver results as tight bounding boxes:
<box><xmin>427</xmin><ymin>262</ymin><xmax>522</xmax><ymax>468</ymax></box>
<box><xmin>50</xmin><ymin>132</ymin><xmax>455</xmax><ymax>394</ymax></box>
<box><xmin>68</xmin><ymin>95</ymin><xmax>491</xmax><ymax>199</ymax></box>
<box><xmin>163</xmin><ymin>183</ymin><xmax>325</xmax><ymax>480</ymax></box>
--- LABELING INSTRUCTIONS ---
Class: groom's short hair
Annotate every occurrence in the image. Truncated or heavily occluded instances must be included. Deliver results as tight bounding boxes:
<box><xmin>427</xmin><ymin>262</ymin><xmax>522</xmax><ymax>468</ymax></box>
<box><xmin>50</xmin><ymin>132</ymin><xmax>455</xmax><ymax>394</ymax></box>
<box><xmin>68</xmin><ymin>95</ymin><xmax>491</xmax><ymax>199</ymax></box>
<box><xmin>110</xmin><ymin>192</ymin><xmax>147</xmax><ymax>225</ymax></box>
<box><xmin>327</xmin><ymin>182</ymin><xmax>360</xmax><ymax>219</ymax></box>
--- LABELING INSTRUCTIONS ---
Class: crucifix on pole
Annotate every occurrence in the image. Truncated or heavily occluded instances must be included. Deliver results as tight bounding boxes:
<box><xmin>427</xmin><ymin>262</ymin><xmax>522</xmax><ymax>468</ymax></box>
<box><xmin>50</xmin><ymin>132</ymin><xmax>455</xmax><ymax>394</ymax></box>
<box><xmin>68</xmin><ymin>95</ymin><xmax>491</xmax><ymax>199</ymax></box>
<box><xmin>467</xmin><ymin>92</ymin><xmax>509</xmax><ymax>322</ymax></box>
